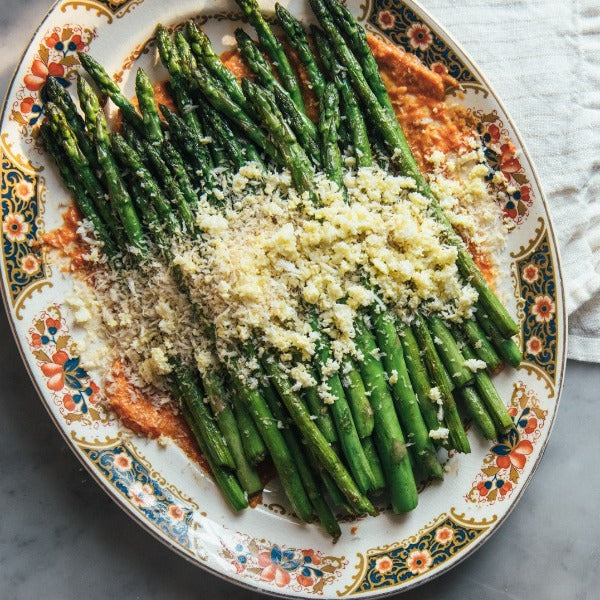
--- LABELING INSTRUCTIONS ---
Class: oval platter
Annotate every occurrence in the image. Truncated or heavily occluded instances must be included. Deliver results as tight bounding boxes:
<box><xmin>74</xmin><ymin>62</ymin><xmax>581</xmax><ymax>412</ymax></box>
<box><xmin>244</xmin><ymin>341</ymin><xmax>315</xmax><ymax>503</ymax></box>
<box><xmin>0</xmin><ymin>0</ymin><xmax>566</xmax><ymax>597</ymax></box>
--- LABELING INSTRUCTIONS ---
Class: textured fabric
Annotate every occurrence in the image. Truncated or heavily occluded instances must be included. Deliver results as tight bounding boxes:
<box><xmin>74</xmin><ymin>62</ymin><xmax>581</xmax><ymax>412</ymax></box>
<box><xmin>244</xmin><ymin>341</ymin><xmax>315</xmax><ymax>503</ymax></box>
<box><xmin>426</xmin><ymin>0</ymin><xmax>600</xmax><ymax>361</ymax></box>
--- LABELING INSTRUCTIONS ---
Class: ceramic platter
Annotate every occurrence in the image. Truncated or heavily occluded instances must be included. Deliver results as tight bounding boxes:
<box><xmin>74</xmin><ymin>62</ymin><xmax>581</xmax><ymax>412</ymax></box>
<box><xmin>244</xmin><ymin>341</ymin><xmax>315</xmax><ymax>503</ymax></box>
<box><xmin>0</xmin><ymin>0</ymin><xmax>566</xmax><ymax>596</ymax></box>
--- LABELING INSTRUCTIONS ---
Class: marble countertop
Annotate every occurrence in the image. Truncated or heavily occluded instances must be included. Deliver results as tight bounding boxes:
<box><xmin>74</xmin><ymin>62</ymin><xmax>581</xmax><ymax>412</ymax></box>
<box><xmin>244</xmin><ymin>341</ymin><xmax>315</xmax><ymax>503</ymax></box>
<box><xmin>1</xmin><ymin>1</ymin><xmax>599</xmax><ymax>598</ymax></box>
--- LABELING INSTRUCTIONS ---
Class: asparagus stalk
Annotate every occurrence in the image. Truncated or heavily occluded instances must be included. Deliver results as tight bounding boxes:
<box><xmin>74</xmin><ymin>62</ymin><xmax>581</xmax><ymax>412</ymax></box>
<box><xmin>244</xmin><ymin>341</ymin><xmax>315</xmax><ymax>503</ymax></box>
<box><xmin>110</xmin><ymin>132</ymin><xmax>179</xmax><ymax>234</ymax></box>
<box><xmin>321</xmin><ymin>0</ymin><xmax>395</xmax><ymax>116</ymax></box>
<box><xmin>182</xmin><ymin>404</ymin><xmax>248</xmax><ymax>510</ymax></box>
<box><xmin>353</xmin><ymin>315</ymin><xmax>418</xmax><ymax>513</ymax></box>
<box><xmin>462</xmin><ymin>318</ymin><xmax>502</xmax><ymax>372</ymax></box>
<box><xmin>398</xmin><ymin>324</ymin><xmax>445</xmax><ymax>435</ymax></box>
<box><xmin>135</xmin><ymin>68</ymin><xmax>163</xmax><ymax>143</ymax></box>
<box><xmin>458</xmin><ymin>384</ymin><xmax>497</xmax><ymax>440</ymax></box>
<box><xmin>318</xmin><ymin>82</ymin><xmax>344</xmax><ymax>187</ymax></box>
<box><xmin>372</xmin><ymin>309</ymin><xmax>443</xmax><ymax>478</ymax></box>
<box><xmin>261</xmin><ymin>383</ymin><xmax>341</xmax><ymax>537</ymax></box>
<box><xmin>228</xmin><ymin>389</ymin><xmax>268</xmax><ymax>464</ymax></box>
<box><xmin>44</xmin><ymin>76</ymin><xmax>102</xmax><ymax>175</ymax></box>
<box><xmin>429</xmin><ymin>315</ymin><xmax>474</xmax><ymax>388</ymax></box>
<box><xmin>261</xmin><ymin>352</ymin><xmax>376</xmax><ymax>515</ymax></box>
<box><xmin>234</xmin><ymin>0</ymin><xmax>306</xmax><ymax>112</ymax></box>
<box><xmin>185</xmin><ymin>21</ymin><xmax>248</xmax><ymax>108</ymax></box>
<box><xmin>158</xmin><ymin>104</ymin><xmax>213</xmax><ymax>186</ymax></box>
<box><xmin>234</xmin><ymin>28</ymin><xmax>321</xmax><ymax>165</ymax></box>
<box><xmin>170</xmin><ymin>364</ymin><xmax>236</xmax><ymax>469</ymax></box>
<box><xmin>412</xmin><ymin>315</ymin><xmax>470</xmax><ymax>453</ymax></box>
<box><xmin>275</xmin><ymin>3</ymin><xmax>327</xmax><ymax>99</ymax></box>
<box><xmin>476</xmin><ymin>306</ymin><xmax>523</xmax><ymax>368</ymax></box>
<box><xmin>77</xmin><ymin>52</ymin><xmax>145</xmax><ymax>134</ymax></box>
<box><xmin>39</xmin><ymin>122</ymin><xmax>116</xmax><ymax>257</ymax></box>
<box><xmin>452</xmin><ymin>326</ymin><xmax>513</xmax><ymax>433</ymax></box>
<box><xmin>341</xmin><ymin>358</ymin><xmax>374</xmax><ymax>439</ymax></box>
<box><xmin>311</xmin><ymin>25</ymin><xmax>372</xmax><ymax>168</ymax></box>
<box><xmin>201</xmin><ymin>371</ymin><xmax>264</xmax><ymax>494</ymax></box>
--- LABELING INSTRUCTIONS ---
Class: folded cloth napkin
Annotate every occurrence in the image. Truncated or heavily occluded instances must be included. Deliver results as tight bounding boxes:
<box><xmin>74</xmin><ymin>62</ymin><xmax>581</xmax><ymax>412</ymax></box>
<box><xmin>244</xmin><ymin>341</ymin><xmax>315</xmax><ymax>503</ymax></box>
<box><xmin>426</xmin><ymin>0</ymin><xmax>600</xmax><ymax>361</ymax></box>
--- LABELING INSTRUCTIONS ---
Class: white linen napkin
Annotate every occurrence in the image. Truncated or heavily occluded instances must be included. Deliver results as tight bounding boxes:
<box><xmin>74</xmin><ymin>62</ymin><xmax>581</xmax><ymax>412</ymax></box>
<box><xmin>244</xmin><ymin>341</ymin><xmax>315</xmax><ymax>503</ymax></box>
<box><xmin>427</xmin><ymin>0</ymin><xmax>600</xmax><ymax>361</ymax></box>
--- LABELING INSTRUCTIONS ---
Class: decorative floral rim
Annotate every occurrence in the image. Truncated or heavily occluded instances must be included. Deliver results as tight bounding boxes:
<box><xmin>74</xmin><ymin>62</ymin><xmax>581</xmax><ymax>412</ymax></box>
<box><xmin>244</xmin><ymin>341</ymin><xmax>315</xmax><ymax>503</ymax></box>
<box><xmin>0</xmin><ymin>0</ymin><xmax>567</xmax><ymax>598</ymax></box>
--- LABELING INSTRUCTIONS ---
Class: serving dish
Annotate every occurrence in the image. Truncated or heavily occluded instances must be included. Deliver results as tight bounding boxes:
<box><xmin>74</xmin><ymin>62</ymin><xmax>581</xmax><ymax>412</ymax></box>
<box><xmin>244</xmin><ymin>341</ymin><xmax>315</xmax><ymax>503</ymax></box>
<box><xmin>0</xmin><ymin>0</ymin><xmax>566</xmax><ymax>596</ymax></box>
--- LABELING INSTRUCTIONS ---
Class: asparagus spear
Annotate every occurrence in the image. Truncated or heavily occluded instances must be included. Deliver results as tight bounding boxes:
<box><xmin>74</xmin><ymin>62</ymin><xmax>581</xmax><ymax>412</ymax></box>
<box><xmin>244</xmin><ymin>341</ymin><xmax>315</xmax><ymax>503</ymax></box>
<box><xmin>171</xmin><ymin>364</ymin><xmax>235</xmax><ymax>469</ymax></box>
<box><xmin>476</xmin><ymin>306</ymin><xmax>523</xmax><ymax>368</ymax></box>
<box><xmin>182</xmin><ymin>404</ymin><xmax>248</xmax><ymax>510</ymax></box>
<box><xmin>429</xmin><ymin>315</ymin><xmax>474</xmax><ymax>388</ymax></box>
<box><xmin>261</xmin><ymin>383</ymin><xmax>341</xmax><ymax>537</ymax></box>
<box><xmin>372</xmin><ymin>309</ymin><xmax>443</xmax><ymax>478</ymax></box>
<box><xmin>321</xmin><ymin>0</ymin><xmax>395</xmax><ymax>116</ymax></box>
<box><xmin>452</xmin><ymin>326</ymin><xmax>513</xmax><ymax>433</ymax></box>
<box><xmin>311</xmin><ymin>25</ymin><xmax>372</xmax><ymax>168</ymax></box>
<box><xmin>77</xmin><ymin>52</ymin><xmax>145</xmax><ymax>134</ymax></box>
<box><xmin>185</xmin><ymin>21</ymin><xmax>248</xmax><ymax>108</ymax></box>
<box><xmin>275</xmin><ymin>3</ymin><xmax>326</xmax><ymax>100</ymax></box>
<box><xmin>76</xmin><ymin>81</ymin><xmax>146</xmax><ymax>253</ymax></box>
<box><xmin>44</xmin><ymin>76</ymin><xmax>102</xmax><ymax>175</ymax></box>
<box><xmin>158</xmin><ymin>104</ymin><xmax>213</xmax><ymax>186</ymax></box>
<box><xmin>228</xmin><ymin>389</ymin><xmax>268</xmax><ymax>464</ymax></box>
<box><xmin>234</xmin><ymin>0</ymin><xmax>306</xmax><ymax>113</ymax></box>
<box><xmin>462</xmin><ymin>318</ymin><xmax>502</xmax><ymax>372</ymax></box>
<box><xmin>110</xmin><ymin>132</ymin><xmax>179</xmax><ymax>234</ymax></box>
<box><xmin>39</xmin><ymin>122</ymin><xmax>116</xmax><ymax>257</ymax></box>
<box><xmin>353</xmin><ymin>315</ymin><xmax>418</xmax><ymax>513</ymax></box>
<box><xmin>398</xmin><ymin>323</ymin><xmax>445</xmax><ymax>435</ymax></box>
<box><xmin>261</xmin><ymin>352</ymin><xmax>376</xmax><ymax>515</ymax></box>
<box><xmin>135</xmin><ymin>68</ymin><xmax>163</xmax><ymax>143</ymax></box>
<box><xmin>234</xmin><ymin>28</ymin><xmax>321</xmax><ymax>165</ymax></box>
<box><xmin>412</xmin><ymin>314</ymin><xmax>470</xmax><ymax>453</ymax></box>
<box><xmin>318</xmin><ymin>82</ymin><xmax>344</xmax><ymax>187</ymax></box>
<box><xmin>341</xmin><ymin>358</ymin><xmax>374</xmax><ymax>439</ymax></box>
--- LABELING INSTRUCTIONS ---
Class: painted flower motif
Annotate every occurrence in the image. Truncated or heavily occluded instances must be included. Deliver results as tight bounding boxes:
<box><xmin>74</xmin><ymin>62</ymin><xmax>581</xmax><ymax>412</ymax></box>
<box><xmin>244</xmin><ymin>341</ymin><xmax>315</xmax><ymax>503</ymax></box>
<box><xmin>435</xmin><ymin>526</ymin><xmax>454</xmax><ymax>545</ymax></box>
<box><xmin>15</xmin><ymin>179</ymin><xmax>35</xmax><ymax>202</ymax></box>
<box><xmin>375</xmin><ymin>555</ymin><xmax>394</xmax><ymax>573</ymax></box>
<box><xmin>40</xmin><ymin>350</ymin><xmax>69</xmax><ymax>391</ymax></box>
<box><xmin>168</xmin><ymin>504</ymin><xmax>185</xmax><ymax>521</ymax></box>
<box><xmin>406</xmin><ymin>549</ymin><xmax>432</xmax><ymax>575</ymax></box>
<box><xmin>24</xmin><ymin>59</ymin><xmax>65</xmax><ymax>92</ymax></box>
<box><xmin>531</xmin><ymin>295</ymin><xmax>555</xmax><ymax>323</ymax></box>
<box><xmin>128</xmin><ymin>482</ymin><xmax>156</xmax><ymax>509</ymax></box>
<box><xmin>407</xmin><ymin>23</ymin><xmax>433</xmax><ymax>51</ymax></box>
<box><xmin>20</xmin><ymin>97</ymin><xmax>36</xmax><ymax>114</ymax></box>
<box><xmin>500</xmin><ymin>142</ymin><xmax>522</xmax><ymax>178</ymax></box>
<box><xmin>495</xmin><ymin>439</ymin><xmax>533</xmax><ymax>470</ymax></box>
<box><xmin>522</xmin><ymin>264</ymin><xmax>539</xmax><ymax>283</ymax></box>
<box><xmin>114</xmin><ymin>453</ymin><xmax>133</xmax><ymax>471</ymax></box>
<box><xmin>257</xmin><ymin>546</ymin><xmax>313</xmax><ymax>588</ymax></box>
<box><xmin>232</xmin><ymin>544</ymin><xmax>249</xmax><ymax>573</ymax></box>
<box><xmin>21</xmin><ymin>253</ymin><xmax>40</xmax><ymax>275</ymax></box>
<box><xmin>377</xmin><ymin>10</ymin><xmax>396</xmax><ymax>30</ymax></box>
<box><xmin>258</xmin><ymin>548</ymin><xmax>292</xmax><ymax>587</ymax></box>
<box><xmin>3</xmin><ymin>212</ymin><xmax>30</xmax><ymax>242</ymax></box>
<box><xmin>477</xmin><ymin>480</ymin><xmax>492</xmax><ymax>497</ymax></box>
<box><xmin>430</xmin><ymin>62</ymin><xmax>448</xmax><ymax>76</ymax></box>
<box><xmin>484</xmin><ymin>123</ymin><xmax>501</xmax><ymax>145</ymax></box>
<box><xmin>45</xmin><ymin>32</ymin><xmax>85</xmax><ymax>53</ymax></box>
<box><xmin>526</xmin><ymin>336</ymin><xmax>543</xmax><ymax>356</ymax></box>
<box><xmin>62</xmin><ymin>394</ymin><xmax>76</xmax><ymax>411</ymax></box>
<box><xmin>523</xmin><ymin>417</ymin><xmax>538</xmax><ymax>434</ymax></box>
<box><xmin>495</xmin><ymin>479</ymin><xmax>513</xmax><ymax>497</ymax></box>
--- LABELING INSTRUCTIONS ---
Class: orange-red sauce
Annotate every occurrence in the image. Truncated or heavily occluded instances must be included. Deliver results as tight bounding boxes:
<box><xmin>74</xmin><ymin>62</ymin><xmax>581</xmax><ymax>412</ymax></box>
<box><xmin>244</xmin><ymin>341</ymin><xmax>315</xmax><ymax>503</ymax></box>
<box><xmin>107</xmin><ymin>360</ymin><xmax>208</xmax><ymax>469</ymax></box>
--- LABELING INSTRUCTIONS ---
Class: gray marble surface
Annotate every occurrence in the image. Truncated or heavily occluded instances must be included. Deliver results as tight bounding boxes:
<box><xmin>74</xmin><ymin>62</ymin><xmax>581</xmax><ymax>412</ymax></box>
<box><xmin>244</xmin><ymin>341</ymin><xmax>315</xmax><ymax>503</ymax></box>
<box><xmin>1</xmin><ymin>1</ymin><xmax>599</xmax><ymax>599</ymax></box>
